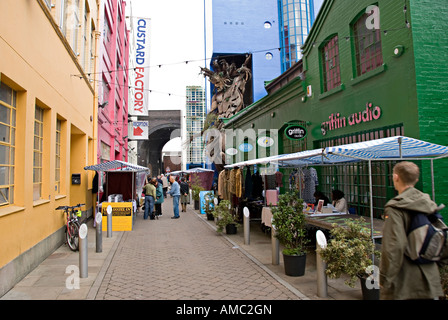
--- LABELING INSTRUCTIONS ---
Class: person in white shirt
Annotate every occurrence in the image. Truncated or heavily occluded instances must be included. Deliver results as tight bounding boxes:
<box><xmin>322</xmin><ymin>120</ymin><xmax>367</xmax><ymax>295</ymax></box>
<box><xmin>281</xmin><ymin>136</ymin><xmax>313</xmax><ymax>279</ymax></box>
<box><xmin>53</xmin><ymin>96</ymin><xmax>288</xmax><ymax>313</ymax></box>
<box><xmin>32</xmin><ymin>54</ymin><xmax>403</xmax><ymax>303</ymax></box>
<box><xmin>331</xmin><ymin>189</ymin><xmax>348</xmax><ymax>213</ymax></box>
<box><xmin>161</xmin><ymin>174</ymin><xmax>169</xmax><ymax>197</ymax></box>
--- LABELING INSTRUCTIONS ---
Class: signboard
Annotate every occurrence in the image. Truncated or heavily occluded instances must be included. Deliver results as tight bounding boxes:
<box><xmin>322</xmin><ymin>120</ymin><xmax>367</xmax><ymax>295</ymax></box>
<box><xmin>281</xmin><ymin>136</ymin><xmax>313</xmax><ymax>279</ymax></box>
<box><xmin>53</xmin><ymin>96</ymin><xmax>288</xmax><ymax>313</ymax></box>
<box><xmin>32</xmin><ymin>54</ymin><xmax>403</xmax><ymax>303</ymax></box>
<box><xmin>285</xmin><ymin>125</ymin><xmax>307</xmax><ymax>140</ymax></box>
<box><xmin>101</xmin><ymin>202</ymin><xmax>133</xmax><ymax>231</ymax></box>
<box><xmin>130</xmin><ymin>18</ymin><xmax>150</xmax><ymax>116</ymax></box>
<box><xmin>130</xmin><ymin>121</ymin><xmax>149</xmax><ymax>140</ymax></box>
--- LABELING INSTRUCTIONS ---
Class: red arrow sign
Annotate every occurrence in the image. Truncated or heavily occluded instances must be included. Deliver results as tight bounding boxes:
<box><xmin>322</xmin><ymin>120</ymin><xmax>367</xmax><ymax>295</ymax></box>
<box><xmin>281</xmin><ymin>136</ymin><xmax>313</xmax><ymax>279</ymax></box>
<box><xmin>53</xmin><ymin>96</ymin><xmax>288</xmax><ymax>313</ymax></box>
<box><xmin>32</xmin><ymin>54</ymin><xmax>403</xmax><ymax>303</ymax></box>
<box><xmin>133</xmin><ymin>126</ymin><xmax>144</xmax><ymax>136</ymax></box>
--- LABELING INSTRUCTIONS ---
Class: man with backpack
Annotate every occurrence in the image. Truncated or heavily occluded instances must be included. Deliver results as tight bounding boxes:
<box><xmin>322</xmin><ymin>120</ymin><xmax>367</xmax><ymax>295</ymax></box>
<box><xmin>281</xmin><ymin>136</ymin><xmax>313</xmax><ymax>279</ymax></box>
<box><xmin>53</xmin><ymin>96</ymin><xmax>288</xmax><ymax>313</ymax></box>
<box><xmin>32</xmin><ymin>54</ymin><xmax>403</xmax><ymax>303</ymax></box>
<box><xmin>380</xmin><ymin>161</ymin><xmax>444</xmax><ymax>300</ymax></box>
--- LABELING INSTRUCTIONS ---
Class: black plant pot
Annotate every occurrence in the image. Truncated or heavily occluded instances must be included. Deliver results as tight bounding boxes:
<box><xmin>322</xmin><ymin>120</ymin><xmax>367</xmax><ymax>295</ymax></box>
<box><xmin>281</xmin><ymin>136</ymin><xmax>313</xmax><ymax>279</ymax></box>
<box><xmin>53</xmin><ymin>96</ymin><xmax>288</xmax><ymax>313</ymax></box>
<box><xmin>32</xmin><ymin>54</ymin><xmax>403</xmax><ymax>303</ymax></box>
<box><xmin>359</xmin><ymin>276</ymin><xmax>380</xmax><ymax>300</ymax></box>
<box><xmin>225</xmin><ymin>224</ymin><xmax>237</xmax><ymax>234</ymax></box>
<box><xmin>207</xmin><ymin>213</ymin><xmax>214</xmax><ymax>221</ymax></box>
<box><xmin>194</xmin><ymin>200</ymin><xmax>199</xmax><ymax>210</ymax></box>
<box><xmin>283</xmin><ymin>253</ymin><xmax>306</xmax><ymax>277</ymax></box>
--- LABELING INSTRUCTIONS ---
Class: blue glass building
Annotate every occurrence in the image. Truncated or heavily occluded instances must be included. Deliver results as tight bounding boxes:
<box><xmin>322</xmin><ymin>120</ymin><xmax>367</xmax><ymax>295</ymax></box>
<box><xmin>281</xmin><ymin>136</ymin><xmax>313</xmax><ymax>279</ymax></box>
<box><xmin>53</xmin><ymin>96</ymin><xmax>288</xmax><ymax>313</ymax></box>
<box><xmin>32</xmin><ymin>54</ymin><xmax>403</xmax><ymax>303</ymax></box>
<box><xmin>210</xmin><ymin>0</ymin><xmax>281</xmax><ymax>103</ymax></box>
<box><xmin>278</xmin><ymin>0</ymin><xmax>316</xmax><ymax>73</ymax></box>
<box><xmin>209</xmin><ymin>0</ymin><xmax>320</xmax><ymax>102</ymax></box>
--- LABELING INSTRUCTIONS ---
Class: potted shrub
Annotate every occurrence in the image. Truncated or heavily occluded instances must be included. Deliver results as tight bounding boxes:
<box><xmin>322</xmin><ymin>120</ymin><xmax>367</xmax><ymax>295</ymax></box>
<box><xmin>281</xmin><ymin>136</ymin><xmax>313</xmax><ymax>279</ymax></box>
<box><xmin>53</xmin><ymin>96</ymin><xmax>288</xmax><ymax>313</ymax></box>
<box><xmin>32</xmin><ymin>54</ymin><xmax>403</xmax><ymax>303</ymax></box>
<box><xmin>191</xmin><ymin>184</ymin><xmax>204</xmax><ymax>210</ymax></box>
<box><xmin>317</xmin><ymin>218</ymin><xmax>381</xmax><ymax>300</ymax></box>
<box><xmin>212</xmin><ymin>200</ymin><xmax>240</xmax><ymax>234</ymax></box>
<box><xmin>202</xmin><ymin>192</ymin><xmax>215</xmax><ymax>221</ymax></box>
<box><xmin>272</xmin><ymin>190</ymin><xmax>309</xmax><ymax>277</ymax></box>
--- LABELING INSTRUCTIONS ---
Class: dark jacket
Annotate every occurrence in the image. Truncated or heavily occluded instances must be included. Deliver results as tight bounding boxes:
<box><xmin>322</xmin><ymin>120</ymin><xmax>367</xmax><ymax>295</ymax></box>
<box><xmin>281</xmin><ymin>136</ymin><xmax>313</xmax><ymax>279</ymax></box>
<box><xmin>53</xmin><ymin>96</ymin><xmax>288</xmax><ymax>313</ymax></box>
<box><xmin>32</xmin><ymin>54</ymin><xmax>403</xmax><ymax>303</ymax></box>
<box><xmin>180</xmin><ymin>181</ymin><xmax>189</xmax><ymax>195</ymax></box>
<box><xmin>380</xmin><ymin>187</ymin><xmax>443</xmax><ymax>300</ymax></box>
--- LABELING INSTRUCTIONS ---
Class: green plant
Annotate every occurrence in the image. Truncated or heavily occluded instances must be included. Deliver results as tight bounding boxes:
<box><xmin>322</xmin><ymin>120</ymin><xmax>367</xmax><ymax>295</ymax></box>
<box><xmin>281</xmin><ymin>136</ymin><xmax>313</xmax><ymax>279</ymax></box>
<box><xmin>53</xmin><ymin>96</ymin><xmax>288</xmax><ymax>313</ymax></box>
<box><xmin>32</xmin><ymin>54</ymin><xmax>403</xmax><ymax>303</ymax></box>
<box><xmin>191</xmin><ymin>184</ymin><xmax>205</xmax><ymax>201</ymax></box>
<box><xmin>212</xmin><ymin>200</ymin><xmax>239</xmax><ymax>233</ymax></box>
<box><xmin>272</xmin><ymin>190</ymin><xmax>309</xmax><ymax>256</ymax></box>
<box><xmin>318</xmin><ymin>218</ymin><xmax>381</xmax><ymax>288</ymax></box>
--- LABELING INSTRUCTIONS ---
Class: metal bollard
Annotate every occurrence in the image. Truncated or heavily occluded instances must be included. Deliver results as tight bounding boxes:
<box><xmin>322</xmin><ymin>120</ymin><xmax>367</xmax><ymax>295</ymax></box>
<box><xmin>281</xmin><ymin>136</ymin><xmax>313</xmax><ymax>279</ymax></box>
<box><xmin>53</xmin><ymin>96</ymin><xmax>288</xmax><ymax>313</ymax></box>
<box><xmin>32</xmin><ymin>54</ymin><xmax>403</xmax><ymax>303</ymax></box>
<box><xmin>79</xmin><ymin>223</ymin><xmax>88</xmax><ymax>278</ymax></box>
<box><xmin>106</xmin><ymin>205</ymin><xmax>112</xmax><ymax>238</ymax></box>
<box><xmin>243</xmin><ymin>207</ymin><xmax>250</xmax><ymax>245</ymax></box>
<box><xmin>95</xmin><ymin>212</ymin><xmax>102</xmax><ymax>253</ymax></box>
<box><xmin>316</xmin><ymin>230</ymin><xmax>328</xmax><ymax>298</ymax></box>
<box><xmin>271</xmin><ymin>220</ymin><xmax>279</xmax><ymax>265</ymax></box>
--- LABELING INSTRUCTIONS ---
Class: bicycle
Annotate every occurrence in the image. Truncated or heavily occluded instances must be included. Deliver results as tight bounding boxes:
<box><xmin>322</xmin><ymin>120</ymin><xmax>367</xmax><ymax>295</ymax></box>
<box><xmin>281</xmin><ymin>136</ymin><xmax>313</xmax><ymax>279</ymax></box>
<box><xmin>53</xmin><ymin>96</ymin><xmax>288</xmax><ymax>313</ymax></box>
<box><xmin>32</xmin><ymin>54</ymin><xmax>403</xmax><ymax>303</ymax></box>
<box><xmin>56</xmin><ymin>203</ymin><xmax>85</xmax><ymax>251</ymax></box>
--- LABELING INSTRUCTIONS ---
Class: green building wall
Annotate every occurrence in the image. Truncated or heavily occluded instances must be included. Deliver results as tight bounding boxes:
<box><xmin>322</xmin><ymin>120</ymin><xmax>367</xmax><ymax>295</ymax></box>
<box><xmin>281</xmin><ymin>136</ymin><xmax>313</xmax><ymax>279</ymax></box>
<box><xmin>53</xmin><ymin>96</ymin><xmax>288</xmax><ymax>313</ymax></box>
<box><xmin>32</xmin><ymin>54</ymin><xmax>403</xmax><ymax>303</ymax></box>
<box><xmin>409</xmin><ymin>0</ymin><xmax>448</xmax><ymax>208</ymax></box>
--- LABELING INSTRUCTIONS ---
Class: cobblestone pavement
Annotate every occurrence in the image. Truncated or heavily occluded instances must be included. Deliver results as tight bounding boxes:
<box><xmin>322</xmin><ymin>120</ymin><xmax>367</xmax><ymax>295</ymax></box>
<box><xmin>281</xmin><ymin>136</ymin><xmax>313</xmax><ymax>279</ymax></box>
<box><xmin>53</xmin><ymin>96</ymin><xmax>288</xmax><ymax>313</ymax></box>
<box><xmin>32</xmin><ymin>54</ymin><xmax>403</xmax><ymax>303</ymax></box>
<box><xmin>94</xmin><ymin>199</ymin><xmax>303</xmax><ymax>300</ymax></box>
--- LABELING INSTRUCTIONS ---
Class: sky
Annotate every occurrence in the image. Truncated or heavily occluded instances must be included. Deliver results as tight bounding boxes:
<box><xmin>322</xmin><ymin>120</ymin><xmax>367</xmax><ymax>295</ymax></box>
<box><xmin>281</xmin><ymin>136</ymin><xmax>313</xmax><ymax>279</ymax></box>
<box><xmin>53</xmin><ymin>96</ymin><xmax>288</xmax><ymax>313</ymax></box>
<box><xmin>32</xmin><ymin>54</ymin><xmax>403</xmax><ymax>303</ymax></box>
<box><xmin>129</xmin><ymin>0</ymin><xmax>208</xmax><ymax>112</ymax></box>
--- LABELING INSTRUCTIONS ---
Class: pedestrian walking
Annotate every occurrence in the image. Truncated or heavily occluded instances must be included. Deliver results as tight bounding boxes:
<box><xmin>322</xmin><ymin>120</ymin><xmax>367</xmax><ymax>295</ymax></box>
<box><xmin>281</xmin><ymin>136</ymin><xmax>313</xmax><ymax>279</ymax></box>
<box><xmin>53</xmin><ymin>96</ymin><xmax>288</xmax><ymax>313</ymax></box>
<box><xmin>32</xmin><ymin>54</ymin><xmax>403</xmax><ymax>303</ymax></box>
<box><xmin>167</xmin><ymin>175</ymin><xmax>181</xmax><ymax>219</ymax></box>
<box><xmin>143</xmin><ymin>176</ymin><xmax>156</xmax><ymax>220</ymax></box>
<box><xmin>180</xmin><ymin>177</ymin><xmax>189</xmax><ymax>212</ymax></box>
<box><xmin>154</xmin><ymin>177</ymin><xmax>164</xmax><ymax>217</ymax></box>
<box><xmin>161</xmin><ymin>174</ymin><xmax>168</xmax><ymax>197</ymax></box>
<box><xmin>380</xmin><ymin>161</ymin><xmax>444</xmax><ymax>300</ymax></box>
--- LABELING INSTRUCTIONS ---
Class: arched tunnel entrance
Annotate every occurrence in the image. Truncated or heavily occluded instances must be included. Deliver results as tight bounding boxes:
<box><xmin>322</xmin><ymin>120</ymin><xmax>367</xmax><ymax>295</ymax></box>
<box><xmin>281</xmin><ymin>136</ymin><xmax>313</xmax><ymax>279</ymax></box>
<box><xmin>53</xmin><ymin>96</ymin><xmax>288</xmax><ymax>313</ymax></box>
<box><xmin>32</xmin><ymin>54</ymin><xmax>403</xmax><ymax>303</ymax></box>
<box><xmin>137</xmin><ymin>110</ymin><xmax>181</xmax><ymax>176</ymax></box>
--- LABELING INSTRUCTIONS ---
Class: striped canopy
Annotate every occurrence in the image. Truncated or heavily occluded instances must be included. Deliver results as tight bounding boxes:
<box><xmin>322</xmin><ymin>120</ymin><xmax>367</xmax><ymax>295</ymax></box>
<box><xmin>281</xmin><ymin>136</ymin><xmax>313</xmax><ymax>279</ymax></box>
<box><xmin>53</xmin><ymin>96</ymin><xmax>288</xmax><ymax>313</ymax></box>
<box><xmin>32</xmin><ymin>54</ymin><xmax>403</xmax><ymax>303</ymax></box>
<box><xmin>84</xmin><ymin>160</ymin><xmax>149</xmax><ymax>172</ymax></box>
<box><xmin>326</xmin><ymin>136</ymin><xmax>448</xmax><ymax>160</ymax></box>
<box><xmin>169</xmin><ymin>167</ymin><xmax>215</xmax><ymax>175</ymax></box>
<box><xmin>224</xmin><ymin>136</ymin><xmax>448</xmax><ymax>168</ymax></box>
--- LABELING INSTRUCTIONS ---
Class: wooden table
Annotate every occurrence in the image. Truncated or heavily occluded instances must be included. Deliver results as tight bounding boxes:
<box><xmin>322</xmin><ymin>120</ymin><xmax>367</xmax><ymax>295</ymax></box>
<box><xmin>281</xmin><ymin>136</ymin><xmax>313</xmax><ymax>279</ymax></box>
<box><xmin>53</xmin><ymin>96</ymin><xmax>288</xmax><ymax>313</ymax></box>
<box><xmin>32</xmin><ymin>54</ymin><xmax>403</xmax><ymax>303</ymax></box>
<box><xmin>305</xmin><ymin>213</ymin><xmax>385</xmax><ymax>239</ymax></box>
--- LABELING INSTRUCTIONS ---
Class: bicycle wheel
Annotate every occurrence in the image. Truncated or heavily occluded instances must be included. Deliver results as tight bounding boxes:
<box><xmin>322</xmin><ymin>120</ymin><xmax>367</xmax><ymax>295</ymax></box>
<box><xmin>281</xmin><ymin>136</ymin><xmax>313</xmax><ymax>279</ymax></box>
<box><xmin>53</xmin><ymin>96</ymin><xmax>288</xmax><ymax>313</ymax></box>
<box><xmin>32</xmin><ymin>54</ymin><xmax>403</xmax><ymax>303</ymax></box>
<box><xmin>66</xmin><ymin>221</ymin><xmax>80</xmax><ymax>251</ymax></box>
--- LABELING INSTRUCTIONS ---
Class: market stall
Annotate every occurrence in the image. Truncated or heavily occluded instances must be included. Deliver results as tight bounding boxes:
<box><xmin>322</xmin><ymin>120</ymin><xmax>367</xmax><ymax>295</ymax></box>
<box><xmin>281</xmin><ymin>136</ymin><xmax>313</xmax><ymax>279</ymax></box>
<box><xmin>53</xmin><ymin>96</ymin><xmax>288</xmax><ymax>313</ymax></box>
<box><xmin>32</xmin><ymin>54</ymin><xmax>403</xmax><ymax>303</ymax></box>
<box><xmin>223</xmin><ymin>136</ymin><xmax>448</xmax><ymax>240</ymax></box>
<box><xmin>170</xmin><ymin>167</ymin><xmax>215</xmax><ymax>191</ymax></box>
<box><xmin>84</xmin><ymin>160</ymin><xmax>149</xmax><ymax>231</ymax></box>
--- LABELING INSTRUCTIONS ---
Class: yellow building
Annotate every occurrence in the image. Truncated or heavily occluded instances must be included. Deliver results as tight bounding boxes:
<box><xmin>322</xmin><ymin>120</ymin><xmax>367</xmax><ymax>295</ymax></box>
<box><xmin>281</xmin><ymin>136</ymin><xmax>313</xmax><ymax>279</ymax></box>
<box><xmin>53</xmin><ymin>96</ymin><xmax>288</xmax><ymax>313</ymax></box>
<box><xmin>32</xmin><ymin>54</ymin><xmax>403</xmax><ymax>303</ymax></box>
<box><xmin>0</xmin><ymin>0</ymin><xmax>100</xmax><ymax>295</ymax></box>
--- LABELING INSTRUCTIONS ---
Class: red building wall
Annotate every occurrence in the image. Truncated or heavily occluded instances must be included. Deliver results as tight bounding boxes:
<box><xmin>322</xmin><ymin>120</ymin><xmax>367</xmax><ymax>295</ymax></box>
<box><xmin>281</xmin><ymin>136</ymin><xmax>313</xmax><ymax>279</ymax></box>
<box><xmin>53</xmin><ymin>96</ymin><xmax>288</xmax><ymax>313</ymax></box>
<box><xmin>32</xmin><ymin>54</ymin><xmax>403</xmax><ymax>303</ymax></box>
<box><xmin>98</xmin><ymin>0</ymin><xmax>129</xmax><ymax>163</ymax></box>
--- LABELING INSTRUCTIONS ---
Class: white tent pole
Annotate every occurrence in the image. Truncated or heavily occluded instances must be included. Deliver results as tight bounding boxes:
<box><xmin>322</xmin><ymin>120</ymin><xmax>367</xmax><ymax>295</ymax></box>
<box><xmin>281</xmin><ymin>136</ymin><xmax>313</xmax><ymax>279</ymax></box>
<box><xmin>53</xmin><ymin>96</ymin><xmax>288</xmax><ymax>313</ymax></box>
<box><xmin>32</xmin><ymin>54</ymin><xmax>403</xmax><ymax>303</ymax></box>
<box><xmin>368</xmin><ymin>160</ymin><xmax>375</xmax><ymax>264</ymax></box>
<box><xmin>431</xmin><ymin>159</ymin><xmax>435</xmax><ymax>201</ymax></box>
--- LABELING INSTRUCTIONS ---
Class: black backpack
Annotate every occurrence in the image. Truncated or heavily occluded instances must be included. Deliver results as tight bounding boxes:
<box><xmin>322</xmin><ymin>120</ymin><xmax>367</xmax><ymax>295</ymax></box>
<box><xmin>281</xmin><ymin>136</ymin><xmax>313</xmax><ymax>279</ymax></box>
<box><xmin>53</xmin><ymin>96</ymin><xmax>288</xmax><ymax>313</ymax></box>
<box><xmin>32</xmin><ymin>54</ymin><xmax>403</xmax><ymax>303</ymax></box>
<box><xmin>405</xmin><ymin>205</ymin><xmax>448</xmax><ymax>264</ymax></box>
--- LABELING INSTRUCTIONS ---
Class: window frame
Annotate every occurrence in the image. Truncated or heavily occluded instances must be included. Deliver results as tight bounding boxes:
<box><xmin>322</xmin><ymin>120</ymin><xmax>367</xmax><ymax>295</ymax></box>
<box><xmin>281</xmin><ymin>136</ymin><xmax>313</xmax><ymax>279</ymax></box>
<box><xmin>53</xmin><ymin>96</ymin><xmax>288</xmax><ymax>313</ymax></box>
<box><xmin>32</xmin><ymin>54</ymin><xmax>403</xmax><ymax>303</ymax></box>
<box><xmin>33</xmin><ymin>106</ymin><xmax>44</xmax><ymax>201</ymax></box>
<box><xmin>0</xmin><ymin>82</ymin><xmax>17</xmax><ymax>207</ymax></box>
<box><xmin>351</xmin><ymin>6</ymin><xmax>383</xmax><ymax>78</ymax></box>
<box><xmin>320</xmin><ymin>34</ymin><xmax>342</xmax><ymax>93</ymax></box>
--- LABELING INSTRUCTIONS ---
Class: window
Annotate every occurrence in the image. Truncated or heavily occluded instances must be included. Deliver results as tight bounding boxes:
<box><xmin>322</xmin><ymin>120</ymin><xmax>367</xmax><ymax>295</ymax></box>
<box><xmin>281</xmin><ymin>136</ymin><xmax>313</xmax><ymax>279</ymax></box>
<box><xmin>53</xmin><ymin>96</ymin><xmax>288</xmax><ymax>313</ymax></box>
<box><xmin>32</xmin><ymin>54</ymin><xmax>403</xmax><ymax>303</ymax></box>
<box><xmin>315</xmin><ymin>125</ymin><xmax>404</xmax><ymax>219</ymax></box>
<box><xmin>321</xmin><ymin>35</ymin><xmax>341</xmax><ymax>92</ymax></box>
<box><xmin>34</xmin><ymin>106</ymin><xmax>44</xmax><ymax>201</ymax></box>
<box><xmin>81</xmin><ymin>1</ymin><xmax>90</xmax><ymax>70</ymax></box>
<box><xmin>0</xmin><ymin>82</ymin><xmax>16</xmax><ymax>206</ymax></box>
<box><xmin>353</xmin><ymin>11</ymin><xmax>383</xmax><ymax>76</ymax></box>
<box><xmin>61</xmin><ymin>0</ymin><xmax>80</xmax><ymax>53</ymax></box>
<box><xmin>55</xmin><ymin>119</ymin><xmax>62</xmax><ymax>194</ymax></box>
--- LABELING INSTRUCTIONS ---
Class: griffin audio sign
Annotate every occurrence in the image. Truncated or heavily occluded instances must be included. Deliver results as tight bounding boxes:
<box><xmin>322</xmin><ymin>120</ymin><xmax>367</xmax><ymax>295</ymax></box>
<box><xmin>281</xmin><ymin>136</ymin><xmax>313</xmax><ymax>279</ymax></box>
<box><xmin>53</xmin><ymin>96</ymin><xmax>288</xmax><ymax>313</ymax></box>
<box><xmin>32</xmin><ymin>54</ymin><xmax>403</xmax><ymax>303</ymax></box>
<box><xmin>285</xmin><ymin>125</ymin><xmax>307</xmax><ymax>140</ymax></box>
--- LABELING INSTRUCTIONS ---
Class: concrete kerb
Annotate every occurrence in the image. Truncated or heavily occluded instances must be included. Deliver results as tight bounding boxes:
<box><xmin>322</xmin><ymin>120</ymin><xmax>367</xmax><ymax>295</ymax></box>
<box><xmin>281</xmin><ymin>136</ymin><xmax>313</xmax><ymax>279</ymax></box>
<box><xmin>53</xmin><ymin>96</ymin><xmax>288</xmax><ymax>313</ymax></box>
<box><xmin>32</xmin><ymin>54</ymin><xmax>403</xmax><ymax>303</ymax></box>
<box><xmin>192</xmin><ymin>210</ymin><xmax>310</xmax><ymax>300</ymax></box>
<box><xmin>85</xmin><ymin>230</ymin><xmax>124</xmax><ymax>300</ymax></box>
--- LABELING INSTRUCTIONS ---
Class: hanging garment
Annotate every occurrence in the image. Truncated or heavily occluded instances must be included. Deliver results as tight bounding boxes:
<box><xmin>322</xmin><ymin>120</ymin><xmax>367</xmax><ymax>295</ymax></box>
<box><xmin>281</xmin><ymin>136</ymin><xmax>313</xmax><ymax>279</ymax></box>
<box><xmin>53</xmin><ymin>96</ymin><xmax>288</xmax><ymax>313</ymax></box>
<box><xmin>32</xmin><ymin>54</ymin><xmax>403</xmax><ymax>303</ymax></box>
<box><xmin>244</xmin><ymin>166</ymin><xmax>253</xmax><ymax>199</ymax></box>
<box><xmin>266</xmin><ymin>189</ymin><xmax>278</xmax><ymax>206</ymax></box>
<box><xmin>252</xmin><ymin>171</ymin><xmax>263</xmax><ymax>198</ymax></box>
<box><xmin>302</xmin><ymin>168</ymin><xmax>318</xmax><ymax>203</ymax></box>
<box><xmin>218</xmin><ymin>170</ymin><xmax>226</xmax><ymax>199</ymax></box>
<box><xmin>229</xmin><ymin>168</ymin><xmax>237</xmax><ymax>194</ymax></box>
<box><xmin>235</xmin><ymin>168</ymin><xmax>243</xmax><ymax>198</ymax></box>
<box><xmin>265</xmin><ymin>174</ymin><xmax>276</xmax><ymax>190</ymax></box>
<box><xmin>275</xmin><ymin>171</ymin><xmax>283</xmax><ymax>188</ymax></box>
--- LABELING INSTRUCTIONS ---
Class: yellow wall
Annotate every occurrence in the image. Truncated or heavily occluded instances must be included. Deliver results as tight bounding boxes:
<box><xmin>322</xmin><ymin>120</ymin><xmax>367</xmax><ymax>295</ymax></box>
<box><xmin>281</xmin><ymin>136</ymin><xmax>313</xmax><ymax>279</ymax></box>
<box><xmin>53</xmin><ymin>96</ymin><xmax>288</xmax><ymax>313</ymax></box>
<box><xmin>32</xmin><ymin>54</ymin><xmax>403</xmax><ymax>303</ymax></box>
<box><xmin>0</xmin><ymin>0</ymin><xmax>99</xmax><ymax>268</ymax></box>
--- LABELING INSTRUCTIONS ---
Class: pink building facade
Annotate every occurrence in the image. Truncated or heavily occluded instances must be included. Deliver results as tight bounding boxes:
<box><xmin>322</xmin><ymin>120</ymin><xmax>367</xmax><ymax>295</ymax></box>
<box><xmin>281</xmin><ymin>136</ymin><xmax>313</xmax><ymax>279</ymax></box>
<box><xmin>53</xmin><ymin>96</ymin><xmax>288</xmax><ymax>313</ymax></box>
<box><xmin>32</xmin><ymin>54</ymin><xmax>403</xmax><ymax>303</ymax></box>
<box><xmin>98</xmin><ymin>0</ymin><xmax>129</xmax><ymax>163</ymax></box>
